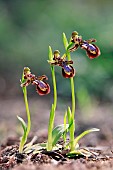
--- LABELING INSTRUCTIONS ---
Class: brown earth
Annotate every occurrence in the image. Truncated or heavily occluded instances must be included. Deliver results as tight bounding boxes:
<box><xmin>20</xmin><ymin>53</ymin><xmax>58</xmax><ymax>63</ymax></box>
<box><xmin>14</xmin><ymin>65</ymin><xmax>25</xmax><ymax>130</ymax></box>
<box><xmin>0</xmin><ymin>97</ymin><xmax>113</xmax><ymax>170</ymax></box>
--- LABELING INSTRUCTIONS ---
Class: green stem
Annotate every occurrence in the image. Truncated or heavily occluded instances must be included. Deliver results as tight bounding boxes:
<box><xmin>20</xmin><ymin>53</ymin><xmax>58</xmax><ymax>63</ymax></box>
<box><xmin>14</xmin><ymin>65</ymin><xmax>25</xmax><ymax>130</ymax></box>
<box><xmin>51</xmin><ymin>66</ymin><xmax>57</xmax><ymax>110</ymax></box>
<box><xmin>19</xmin><ymin>130</ymin><xmax>27</xmax><ymax>153</ymax></box>
<box><xmin>18</xmin><ymin>86</ymin><xmax>31</xmax><ymax>153</ymax></box>
<box><xmin>67</xmin><ymin>51</ymin><xmax>75</xmax><ymax>151</ymax></box>
<box><xmin>63</xmin><ymin>111</ymin><xmax>67</xmax><ymax>143</ymax></box>
<box><xmin>23</xmin><ymin>86</ymin><xmax>31</xmax><ymax>137</ymax></box>
<box><xmin>47</xmin><ymin>46</ymin><xmax>57</xmax><ymax>151</ymax></box>
<box><xmin>47</xmin><ymin>104</ymin><xmax>55</xmax><ymax>151</ymax></box>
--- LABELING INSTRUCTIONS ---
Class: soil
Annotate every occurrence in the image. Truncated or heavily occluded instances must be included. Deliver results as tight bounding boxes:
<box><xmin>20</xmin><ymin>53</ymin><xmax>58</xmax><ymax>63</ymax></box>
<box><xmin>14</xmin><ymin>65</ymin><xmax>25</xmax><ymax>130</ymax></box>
<box><xmin>0</xmin><ymin>97</ymin><xmax>113</xmax><ymax>170</ymax></box>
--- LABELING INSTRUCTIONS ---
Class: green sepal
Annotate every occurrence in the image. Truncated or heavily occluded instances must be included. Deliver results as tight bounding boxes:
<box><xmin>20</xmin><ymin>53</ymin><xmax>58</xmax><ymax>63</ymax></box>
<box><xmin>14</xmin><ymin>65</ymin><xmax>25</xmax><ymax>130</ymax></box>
<box><xmin>63</xmin><ymin>32</ymin><xmax>69</xmax><ymax>50</ymax></box>
<box><xmin>21</xmin><ymin>71</ymin><xmax>26</xmax><ymax>94</ymax></box>
<box><xmin>48</xmin><ymin>46</ymin><xmax>53</xmax><ymax>61</ymax></box>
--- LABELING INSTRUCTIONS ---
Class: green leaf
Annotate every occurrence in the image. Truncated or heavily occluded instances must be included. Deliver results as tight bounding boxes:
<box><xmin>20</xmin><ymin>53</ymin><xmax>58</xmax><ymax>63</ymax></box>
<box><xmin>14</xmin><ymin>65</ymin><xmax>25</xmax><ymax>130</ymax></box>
<box><xmin>74</xmin><ymin>128</ymin><xmax>100</xmax><ymax>147</ymax></box>
<box><xmin>63</xmin><ymin>33</ymin><xmax>71</xmax><ymax>61</ymax></box>
<box><xmin>20</xmin><ymin>72</ymin><xmax>25</xmax><ymax>93</ymax></box>
<box><xmin>63</xmin><ymin>32</ymin><xmax>69</xmax><ymax>50</ymax></box>
<box><xmin>17</xmin><ymin>116</ymin><xmax>28</xmax><ymax>153</ymax></box>
<box><xmin>67</xmin><ymin>149</ymin><xmax>82</xmax><ymax>157</ymax></box>
<box><xmin>67</xmin><ymin>147</ymin><xmax>99</xmax><ymax>158</ymax></box>
<box><xmin>24</xmin><ymin>143</ymin><xmax>46</xmax><ymax>154</ymax></box>
<box><xmin>67</xmin><ymin>106</ymin><xmax>72</xmax><ymax>124</ymax></box>
<box><xmin>63</xmin><ymin>111</ymin><xmax>67</xmax><ymax>142</ymax></box>
<box><xmin>64</xmin><ymin>111</ymin><xmax>67</xmax><ymax>130</ymax></box>
<box><xmin>21</xmin><ymin>70</ymin><xmax>25</xmax><ymax>82</ymax></box>
<box><xmin>48</xmin><ymin>46</ymin><xmax>53</xmax><ymax>61</ymax></box>
<box><xmin>24</xmin><ymin>136</ymin><xmax>37</xmax><ymax>149</ymax></box>
<box><xmin>17</xmin><ymin>116</ymin><xmax>27</xmax><ymax>133</ymax></box>
<box><xmin>52</xmin><ymin>124</ymin><xmax>70</xmax><ymax>147</ymax></box>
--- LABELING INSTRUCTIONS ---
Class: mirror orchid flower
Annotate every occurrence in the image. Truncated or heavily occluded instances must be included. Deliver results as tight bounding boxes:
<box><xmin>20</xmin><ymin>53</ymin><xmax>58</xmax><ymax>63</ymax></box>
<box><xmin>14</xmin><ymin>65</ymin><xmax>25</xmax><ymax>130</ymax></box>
<box><xmin>48</xmin><ymin>50</ymin><xmax>75</xmax><ymax>78</ymax></box>
<box><xmin>21</xmin><ymin>67</ymin><xmax>50</xmax><ymax>95</ymax></box>
<box><xmin>69</xmin><ymin>31</ymin><xmax>101</xmax><ymax>59</ymax></box>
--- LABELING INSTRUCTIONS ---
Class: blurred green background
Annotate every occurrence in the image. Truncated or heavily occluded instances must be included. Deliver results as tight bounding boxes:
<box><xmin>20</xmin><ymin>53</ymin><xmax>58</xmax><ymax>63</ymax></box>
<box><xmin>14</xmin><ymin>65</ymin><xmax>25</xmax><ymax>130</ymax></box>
<box><xmin>0</xmin><ymin>0</ymin><xmax>113</xmax><ymax>103</ymax></box>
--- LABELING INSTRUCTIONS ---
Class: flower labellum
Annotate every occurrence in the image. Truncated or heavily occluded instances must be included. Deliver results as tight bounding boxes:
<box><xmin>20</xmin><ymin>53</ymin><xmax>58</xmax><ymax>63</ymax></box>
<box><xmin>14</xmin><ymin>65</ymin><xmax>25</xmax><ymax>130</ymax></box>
<box><xmin>36</xmin><ymin>81</ymin><xmax>50</xmax><ymax>95</ymax></box>
<box><xmin>86</xmin><ymin>44</ymin><xmax>100</xmax><ymax>59</ymax></box>
<box><xmin>81</xmin><ymin>41</ymin><xmax>101</xmax><ymax>59</ymax></box>
<box><xmin>33</xmin><ymin>78</ymin><xmax>50</xmax><ymax>95</ymax></box>
<box><xmin>62</xmin><ymin>64</ymin><xmax>75</xmax><ymax>78</ymax></box>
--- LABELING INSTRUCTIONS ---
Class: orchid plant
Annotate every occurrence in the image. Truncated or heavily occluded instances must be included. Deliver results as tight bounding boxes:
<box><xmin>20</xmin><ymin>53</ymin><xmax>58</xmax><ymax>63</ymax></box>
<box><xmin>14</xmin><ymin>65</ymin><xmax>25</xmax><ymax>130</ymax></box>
<box><xmin>18</xmin><ymin>31</ymin><xmax>101</xmax><ymax>157</ymax></box>
<box><xmin>18</xmin><ymin>67</ymin><xmax>50</xmax><ymax>153</ymax></box>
